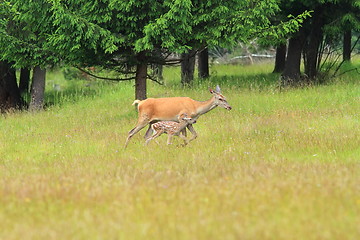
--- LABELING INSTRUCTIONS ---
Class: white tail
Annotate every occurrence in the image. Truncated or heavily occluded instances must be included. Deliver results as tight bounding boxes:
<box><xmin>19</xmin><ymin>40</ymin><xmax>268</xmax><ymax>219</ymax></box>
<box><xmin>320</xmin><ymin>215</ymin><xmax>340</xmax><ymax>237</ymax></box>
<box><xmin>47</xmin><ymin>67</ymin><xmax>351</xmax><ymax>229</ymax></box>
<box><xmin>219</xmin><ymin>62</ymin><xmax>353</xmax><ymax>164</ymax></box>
<box><xmin>145</xmin><ymin>114</ymin><xmax>196</xmax><ymax>145</ymax></box>
<box><xmin>132</xmin><ymin>100</ymin><xmax>141</xmax><ymax>106</ymax></box>
<box><xmin>125</xmin><ymin>85</ymin><xmax>231</xmax><ymax>148</ymax></box>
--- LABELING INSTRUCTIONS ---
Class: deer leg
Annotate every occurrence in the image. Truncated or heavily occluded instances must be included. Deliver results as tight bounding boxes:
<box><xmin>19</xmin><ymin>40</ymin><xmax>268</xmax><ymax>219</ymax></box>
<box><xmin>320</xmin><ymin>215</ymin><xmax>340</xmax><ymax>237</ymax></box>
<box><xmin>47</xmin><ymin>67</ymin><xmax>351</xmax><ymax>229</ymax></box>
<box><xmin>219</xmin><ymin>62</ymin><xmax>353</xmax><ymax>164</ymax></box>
<box><xmin>180</xmin><ymin>128</ymin><xmax>187</xmax><ymax>137</ymax></box>
<box><xmin>144</xmin><ymin>125</ymin><xmax>154</xmax><ymax>140</ymax></box>
<box><xmin>124</xmin><ymin>119</ymin><xmax>149</xmax><ymax>148</ymax></box>
<box><xmin>178</xmin><ymin>133</ymin><xmax>189</xmax><ymax>145</ymax></box>
<box><xmin>187</xmin><ymin>124</ymin><xmax>198</xmax><ymax>142</ymax></box>
<box><xmin>167</xmin><ymin>134</ymin><xmax>174</xmax><ymax>145</ymax></box>
<box><xmin>145</xmin><ymin>129</ymin><xmax>164</xmax><ymax>146</ymax></box>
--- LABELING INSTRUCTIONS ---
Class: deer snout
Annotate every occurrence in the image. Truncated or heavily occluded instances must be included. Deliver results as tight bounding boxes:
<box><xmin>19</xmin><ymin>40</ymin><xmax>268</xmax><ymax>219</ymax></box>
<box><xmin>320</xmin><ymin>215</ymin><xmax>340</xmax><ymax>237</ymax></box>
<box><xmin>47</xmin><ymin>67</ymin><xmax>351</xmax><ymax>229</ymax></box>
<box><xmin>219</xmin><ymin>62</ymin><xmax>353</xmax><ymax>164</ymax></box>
<box><xmin>227</xmin><ymin>106</ymin><xmax>232</xmax><ymax>110</ymax></box>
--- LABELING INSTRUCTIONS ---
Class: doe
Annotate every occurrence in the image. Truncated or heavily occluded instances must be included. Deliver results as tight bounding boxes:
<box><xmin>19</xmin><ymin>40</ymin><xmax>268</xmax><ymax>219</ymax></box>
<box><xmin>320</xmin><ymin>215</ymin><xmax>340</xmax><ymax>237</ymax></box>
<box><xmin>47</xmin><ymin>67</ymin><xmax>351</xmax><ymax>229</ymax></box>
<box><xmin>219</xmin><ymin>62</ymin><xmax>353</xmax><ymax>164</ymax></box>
<box><xmin>125</xmin><ymin>85</ymin><xmax>231</xmax><ymax>148</ymax></box>
<box><xmin>145</xmin><ymin>114</ymin><xmax>196</xmax><ymax>146</ymax></box>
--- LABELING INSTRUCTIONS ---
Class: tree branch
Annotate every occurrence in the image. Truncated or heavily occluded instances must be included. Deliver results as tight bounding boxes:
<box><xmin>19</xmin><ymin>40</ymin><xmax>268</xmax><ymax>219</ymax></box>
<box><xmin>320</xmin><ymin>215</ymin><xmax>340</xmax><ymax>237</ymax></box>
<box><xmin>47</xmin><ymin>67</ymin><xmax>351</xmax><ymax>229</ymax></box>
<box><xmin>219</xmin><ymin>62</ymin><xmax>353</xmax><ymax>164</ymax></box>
<box><xmin>76</xmin><ymin>67</ymin><xmax>164</xmax><ymax>85</ymax></box>
<box><xmin>150</xmin><ymin>45</ymin><xmax>207</xmax><ymax>66</ymax></box>
<box><xmin>75</xmin><ymin>67</ymin><xmax>135</xmax><ymax>81</ymax></box>
<box><xmin>147</xmin><ymin>74</ymin><xmax>164</xmax><ymax>85</ymax></box>
<box><xmin>333</xmin><ymin>36</ymin><xmax>360</xmax><ymax>77</ymax></box>
<box><xmin>335</xmin><ymin>67</ymin><xmax>360</xmax><ymax>77</ymax></box>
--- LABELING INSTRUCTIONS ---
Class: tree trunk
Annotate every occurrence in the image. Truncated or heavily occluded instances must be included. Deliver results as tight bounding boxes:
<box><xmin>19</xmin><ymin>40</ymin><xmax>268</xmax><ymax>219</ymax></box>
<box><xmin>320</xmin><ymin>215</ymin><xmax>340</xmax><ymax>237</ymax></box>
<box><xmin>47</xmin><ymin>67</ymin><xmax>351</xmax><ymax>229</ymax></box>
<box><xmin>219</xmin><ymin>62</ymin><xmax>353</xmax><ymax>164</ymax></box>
<box><xmin>273</xmin><ymin>43</ymin><xmax>287</xmax><ymax>73</ymax></box>
<box><xmin>135</xmin><ymin>52</ymin><xmax>147</xmax><ymax>100</ymax></box>
<box><xmin>304</xmin><ymin>7</ymin><xmax>324</xmax><ymax>80</ymax></box>
<box><xmin>29</xmin><ymin>66</ymin><xmax>46</xmax><ymax>111</ymax></box>
<box><xmin>0</xmin><ymin>61</ymin><xmax>22</xmax><ymax>112</ymax></box>
<box><xmin>343</xmin><ymin>29</ymin><xmax>351</xmax><ymax>62</ymax></box>
<box><xmin>19</xmin><ymin>67</ymin><xmax>31</xmax><ymax>94</ymax></box>
<box><xmin>281</xmin><ymin>32</ymin><xmax>306</xmax><ymax>86</ymax></box>
<box><xmin>198</xmin><ymin>48</ymin><xmax>209</xmax><ymax>79</ymax></box>
<box><xmin>181</xmin><ymin>50</ymin><xmax>196</xmax><ymax>86</ymax></box>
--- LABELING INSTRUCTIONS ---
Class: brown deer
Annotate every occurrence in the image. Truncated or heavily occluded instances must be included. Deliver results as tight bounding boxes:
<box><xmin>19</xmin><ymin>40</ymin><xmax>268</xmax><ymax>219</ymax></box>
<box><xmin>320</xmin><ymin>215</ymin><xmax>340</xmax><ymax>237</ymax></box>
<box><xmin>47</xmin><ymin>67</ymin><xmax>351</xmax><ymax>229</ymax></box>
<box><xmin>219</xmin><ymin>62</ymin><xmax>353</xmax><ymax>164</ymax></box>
<box><xmin>125</xmin><ymin>85</ymin><xmax>231</xmax><ymax>148</ymax></box>
<box><xmin>145</xmin><ymin>114</ymin><xmax>196</xmax><ymax>146</ymax></box>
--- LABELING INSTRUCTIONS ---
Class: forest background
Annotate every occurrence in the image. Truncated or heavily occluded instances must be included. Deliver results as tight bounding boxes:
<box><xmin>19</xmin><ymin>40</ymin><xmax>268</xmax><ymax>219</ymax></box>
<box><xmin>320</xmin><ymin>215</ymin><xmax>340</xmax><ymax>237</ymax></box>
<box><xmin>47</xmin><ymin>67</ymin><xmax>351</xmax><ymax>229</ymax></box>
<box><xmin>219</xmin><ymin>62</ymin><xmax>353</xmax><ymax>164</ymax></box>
<box><xmin>0</xmin><ymin>0</ymin><xmax>359</xmax><ymax>239</ymax></box>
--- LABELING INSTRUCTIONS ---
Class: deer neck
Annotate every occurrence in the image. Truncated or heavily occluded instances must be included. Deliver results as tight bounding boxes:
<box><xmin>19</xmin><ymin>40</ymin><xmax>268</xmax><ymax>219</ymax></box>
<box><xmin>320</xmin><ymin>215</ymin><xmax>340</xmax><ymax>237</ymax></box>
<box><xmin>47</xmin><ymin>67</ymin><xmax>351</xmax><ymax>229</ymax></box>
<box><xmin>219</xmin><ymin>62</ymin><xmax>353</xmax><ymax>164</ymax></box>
<box><xmin>196</xmin><ymin>96</ymin><xmax>217</xmax><ymax>116</ymax></box>
<box><xmin>176</xmin><ymin>121</ymin><xmax>189</xmax><ymax>131</ymax></box>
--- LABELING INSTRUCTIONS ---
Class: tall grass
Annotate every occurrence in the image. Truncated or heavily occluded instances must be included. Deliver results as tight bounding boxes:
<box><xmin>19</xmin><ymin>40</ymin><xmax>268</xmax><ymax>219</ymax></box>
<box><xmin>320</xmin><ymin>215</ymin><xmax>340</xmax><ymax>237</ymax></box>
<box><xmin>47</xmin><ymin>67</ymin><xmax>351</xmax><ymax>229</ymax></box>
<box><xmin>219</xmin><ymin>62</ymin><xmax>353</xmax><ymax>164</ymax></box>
<box><xmin>0</xmin><ymin>63</ymin><xmax>359</xmax><ymax>240</ymax></box>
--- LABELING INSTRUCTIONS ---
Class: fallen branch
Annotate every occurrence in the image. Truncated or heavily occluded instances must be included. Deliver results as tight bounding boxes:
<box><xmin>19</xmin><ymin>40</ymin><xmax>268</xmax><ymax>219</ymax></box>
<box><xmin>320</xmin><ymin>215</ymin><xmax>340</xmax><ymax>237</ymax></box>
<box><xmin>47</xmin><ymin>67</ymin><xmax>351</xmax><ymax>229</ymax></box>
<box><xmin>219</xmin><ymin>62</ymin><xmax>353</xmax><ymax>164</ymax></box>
<box><xmin>336</xmin><ymin>67</ymin><xmax>360</xmax><ymax>77</ymax></box>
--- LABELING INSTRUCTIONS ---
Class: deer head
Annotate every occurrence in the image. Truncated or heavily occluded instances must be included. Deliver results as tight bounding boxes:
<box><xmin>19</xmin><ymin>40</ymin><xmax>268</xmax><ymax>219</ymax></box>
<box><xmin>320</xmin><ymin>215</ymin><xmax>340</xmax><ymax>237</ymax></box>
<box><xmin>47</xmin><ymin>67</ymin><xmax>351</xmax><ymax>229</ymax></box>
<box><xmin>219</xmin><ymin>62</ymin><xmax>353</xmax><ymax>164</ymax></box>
<box><xmin>209</xmin><ymin>85</ymin><xmax>232</xmax><ymax>110</ymax></box>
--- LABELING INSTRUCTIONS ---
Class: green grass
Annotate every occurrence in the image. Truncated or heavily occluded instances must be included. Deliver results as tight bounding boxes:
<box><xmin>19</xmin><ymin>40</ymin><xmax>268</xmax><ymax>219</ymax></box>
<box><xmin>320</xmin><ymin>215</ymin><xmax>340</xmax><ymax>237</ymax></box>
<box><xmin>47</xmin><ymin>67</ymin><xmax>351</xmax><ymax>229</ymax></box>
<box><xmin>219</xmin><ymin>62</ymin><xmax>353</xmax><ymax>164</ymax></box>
<box><xmin>1</xmin><ymin>63</ymin><xmax>360</xmax><ymax>240</ymax></box>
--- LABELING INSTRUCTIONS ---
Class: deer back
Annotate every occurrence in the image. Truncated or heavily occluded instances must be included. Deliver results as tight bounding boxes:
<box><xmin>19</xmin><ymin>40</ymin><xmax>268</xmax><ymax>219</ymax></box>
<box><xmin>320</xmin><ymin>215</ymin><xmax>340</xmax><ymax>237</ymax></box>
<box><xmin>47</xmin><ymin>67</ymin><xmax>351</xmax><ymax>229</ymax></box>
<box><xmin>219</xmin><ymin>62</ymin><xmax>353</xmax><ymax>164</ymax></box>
<box><xmin>138</xmin><ymin>97</ymin><xmax>199</xmax><ymax>122</ymax></box>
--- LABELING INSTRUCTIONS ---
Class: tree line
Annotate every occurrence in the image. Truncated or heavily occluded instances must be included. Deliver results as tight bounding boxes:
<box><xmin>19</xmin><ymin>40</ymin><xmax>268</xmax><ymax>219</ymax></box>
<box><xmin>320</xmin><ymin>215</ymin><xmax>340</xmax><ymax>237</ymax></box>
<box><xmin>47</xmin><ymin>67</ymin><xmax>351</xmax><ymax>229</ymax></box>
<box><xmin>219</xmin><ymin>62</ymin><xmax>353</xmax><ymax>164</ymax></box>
<box><xmin>0</xmin><ymin>0</ymin><xmax>358</xmax><ymax>112</ymax></box>
<box><xmin>274</xmin><ymin>0</ymin><xmax>360</xmax><ymax>86</ymax></box>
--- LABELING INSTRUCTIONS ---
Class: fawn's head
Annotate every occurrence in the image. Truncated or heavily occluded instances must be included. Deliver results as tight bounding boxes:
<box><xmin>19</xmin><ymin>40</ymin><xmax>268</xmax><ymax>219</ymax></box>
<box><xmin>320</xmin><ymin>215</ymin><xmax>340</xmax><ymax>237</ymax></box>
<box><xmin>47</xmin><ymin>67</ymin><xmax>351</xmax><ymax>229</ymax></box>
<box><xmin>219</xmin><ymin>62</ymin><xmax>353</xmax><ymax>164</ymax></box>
<box><xmin>210</xmin><ymin>85</ymin><xmax>232</xmax><ymax>110</ymax></box>
<box><xmin>179</xmin><ymin>113</ymin><xmax>197</xmax><ymax>124</ymax></box>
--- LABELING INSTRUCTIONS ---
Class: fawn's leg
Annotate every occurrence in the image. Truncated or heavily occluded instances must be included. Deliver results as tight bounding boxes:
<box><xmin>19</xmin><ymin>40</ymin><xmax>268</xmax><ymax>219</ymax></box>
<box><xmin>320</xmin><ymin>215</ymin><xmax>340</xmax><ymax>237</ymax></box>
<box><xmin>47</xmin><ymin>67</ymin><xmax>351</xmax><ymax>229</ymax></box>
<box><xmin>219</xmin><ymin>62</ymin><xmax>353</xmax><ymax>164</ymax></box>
<box><xmin>167</xmin><ymin>134</ymin><xmax>174</xmax><ymax>145</ymax></box>
<box><xmin>145</xmin><ymin>129</ymin><xmax>164</xmax><ymax>145</ymax></box>
<box><xmin>180</xmin><ymin>128</ymin><xmax>187</xmax><ymax>137</ymax></box>
<box><xmin>178</xmin><ymin>133</ymin><xmax>190</xmax><ymax>145</ymax></box>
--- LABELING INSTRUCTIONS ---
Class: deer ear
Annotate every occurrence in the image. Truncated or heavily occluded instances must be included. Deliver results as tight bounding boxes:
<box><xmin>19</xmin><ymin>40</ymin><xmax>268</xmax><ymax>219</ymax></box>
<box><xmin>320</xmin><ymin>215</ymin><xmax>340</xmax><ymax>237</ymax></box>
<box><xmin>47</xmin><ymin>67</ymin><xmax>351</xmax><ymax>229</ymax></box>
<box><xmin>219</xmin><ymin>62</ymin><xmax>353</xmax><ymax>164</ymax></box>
<box><xmin>179</xmin><ymin>113</ymin><xmax>187</xmax><ymax>118</ymax></box>
<box><xmin>216</xmin><ymin>85</ymin><xmax>221</xmax><ymax>93</ymax></box>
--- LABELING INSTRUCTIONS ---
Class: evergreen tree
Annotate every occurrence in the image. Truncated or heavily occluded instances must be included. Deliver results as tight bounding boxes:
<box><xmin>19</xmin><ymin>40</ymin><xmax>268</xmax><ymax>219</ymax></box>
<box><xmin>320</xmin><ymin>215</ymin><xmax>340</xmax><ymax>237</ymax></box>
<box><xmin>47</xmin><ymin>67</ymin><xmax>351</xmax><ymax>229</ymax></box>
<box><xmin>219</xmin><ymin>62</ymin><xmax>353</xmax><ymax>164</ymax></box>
<box><xmin>48</xmin><ymin>0</ymin><xmax>302</xmax><ymax>98</ymax></box>
<box><xmin>1</xmin><ymin>0</ymin><xmax>308</xmax><ymax>101</ymax></box>
<box><xmin>0</xmin><ymin>0</ymin><xmax>59</xmax><ymax>110</ymax></box>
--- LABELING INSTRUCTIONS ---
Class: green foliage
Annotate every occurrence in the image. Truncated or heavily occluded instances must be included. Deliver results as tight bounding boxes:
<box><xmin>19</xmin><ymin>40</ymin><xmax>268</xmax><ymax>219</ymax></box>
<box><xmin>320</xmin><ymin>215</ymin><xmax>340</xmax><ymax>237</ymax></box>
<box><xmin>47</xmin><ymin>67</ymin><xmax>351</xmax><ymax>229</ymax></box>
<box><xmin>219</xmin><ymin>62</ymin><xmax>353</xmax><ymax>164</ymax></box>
<box><xmin>324</xmin><ymin>0</ymin><xmax>360</xmax><ymax>38</ymax></box>
<box><xmin>1</xmin><ymin>0</ymin><xmax>308</xmax><ymax>71</ymax></box>
<box><xmin>281</xmin><ymin>0</ymin><xmax>360</xmax><ymax>35</ymax></box>
<box><xmin>259</xmin><ymin>10</ymin><xmax>312</xmax><ymax>46</ymax></box>
<box><xmin>0</xmin><ymin>0</ymin><xmax>59</xmax><ymax>67</ymax></box>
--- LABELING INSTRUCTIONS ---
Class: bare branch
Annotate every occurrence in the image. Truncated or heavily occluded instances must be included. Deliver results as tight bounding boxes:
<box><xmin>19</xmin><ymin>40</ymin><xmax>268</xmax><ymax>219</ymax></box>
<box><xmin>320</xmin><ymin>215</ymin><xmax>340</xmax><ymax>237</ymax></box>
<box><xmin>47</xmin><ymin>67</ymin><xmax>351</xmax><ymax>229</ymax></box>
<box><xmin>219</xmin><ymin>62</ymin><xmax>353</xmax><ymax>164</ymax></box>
<box><xmin>333</xmin><ymin>36</ymin><xmax>360</xmax><ymax>77</ymax></box>
<box><xmin>336</xmin><ymin>67</ymin><xmax>360</xmax><ymax>77</ymax></box>
<box><xmin>75</xmin><ymin>67</ymin><xmax>135</xmax><ymax>81</ymax></box>
<box><xmin>147</xmin><ymin>74</ymin><xmax>164</xmax><ymax>85</ymax></box>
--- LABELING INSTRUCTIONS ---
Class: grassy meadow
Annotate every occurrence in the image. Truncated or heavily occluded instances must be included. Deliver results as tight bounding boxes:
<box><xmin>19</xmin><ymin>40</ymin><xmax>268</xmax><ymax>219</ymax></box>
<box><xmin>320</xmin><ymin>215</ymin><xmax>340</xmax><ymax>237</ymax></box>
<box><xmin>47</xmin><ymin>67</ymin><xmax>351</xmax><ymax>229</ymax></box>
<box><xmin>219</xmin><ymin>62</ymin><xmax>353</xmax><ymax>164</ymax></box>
<box><xmin>0</xmin><ymin>62</ymin><xmax>359</xmax><ymax>240</ymax></box>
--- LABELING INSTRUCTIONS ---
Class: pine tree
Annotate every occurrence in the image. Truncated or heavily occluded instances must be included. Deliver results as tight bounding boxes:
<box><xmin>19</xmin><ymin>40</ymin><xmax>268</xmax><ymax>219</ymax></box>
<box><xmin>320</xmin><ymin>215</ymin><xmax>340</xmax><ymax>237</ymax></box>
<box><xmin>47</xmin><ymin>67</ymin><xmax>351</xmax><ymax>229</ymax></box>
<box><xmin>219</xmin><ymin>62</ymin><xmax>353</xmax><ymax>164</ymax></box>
<box><xmin>1</xmin><ymin>0</ymin><xmax>308</xmax><ymax>101</ymax></box>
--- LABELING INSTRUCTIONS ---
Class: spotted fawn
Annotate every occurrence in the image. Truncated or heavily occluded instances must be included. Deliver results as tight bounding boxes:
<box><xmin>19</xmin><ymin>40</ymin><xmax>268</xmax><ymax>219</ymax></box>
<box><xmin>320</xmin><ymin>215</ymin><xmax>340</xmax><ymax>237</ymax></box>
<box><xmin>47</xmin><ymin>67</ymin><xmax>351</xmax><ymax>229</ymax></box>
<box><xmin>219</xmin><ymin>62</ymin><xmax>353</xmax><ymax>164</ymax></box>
<box><xmin>145</xmin><ymin>114</ymin><xmax>196</xmax><ymax>145</ymax></box>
